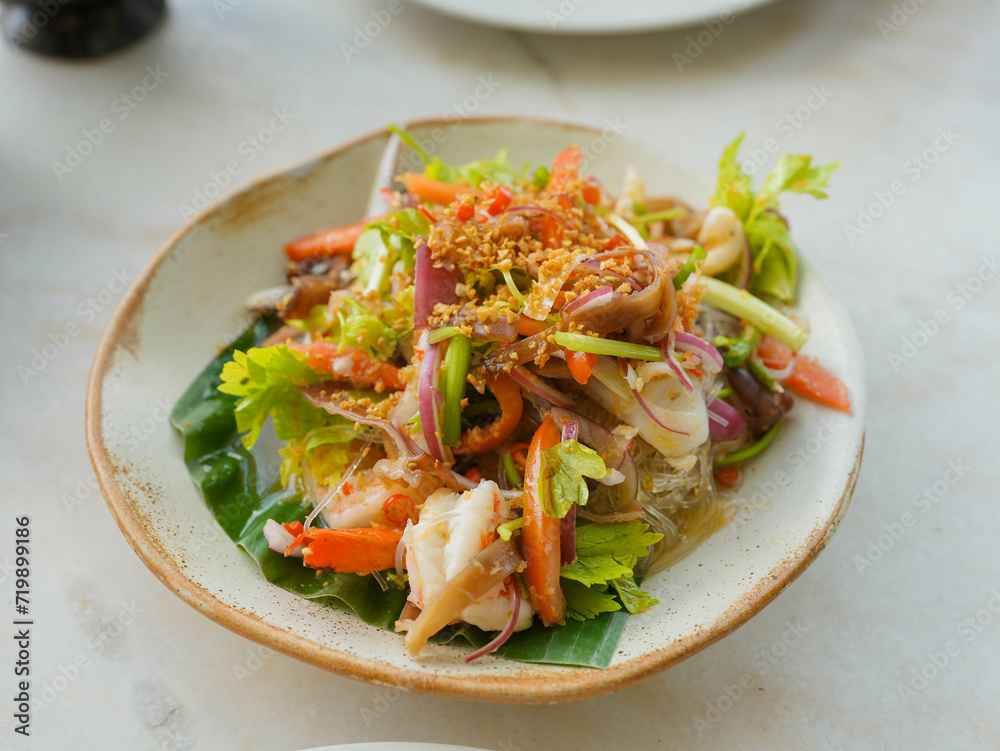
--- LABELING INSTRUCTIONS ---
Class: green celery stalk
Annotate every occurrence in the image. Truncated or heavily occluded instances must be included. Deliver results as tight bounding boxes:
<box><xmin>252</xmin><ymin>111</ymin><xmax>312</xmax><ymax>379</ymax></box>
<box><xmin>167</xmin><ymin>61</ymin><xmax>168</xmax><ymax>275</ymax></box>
<box><xmin>673</xmin><ymin>247</ymin><xmax>708</xmax><ymax>290</ymax></box>
<box><xmin>501</xmin><ymin>450</ymin><xmax>522</xmax><ymax>488</ymax></box>
<box><xmin>428</xmin><ymin>326</ymin><xmax>461</xmax><ymax>344</ymax></box>
<box><xmin>701</xmin><ymin>277</ymin><xmax>808</xmax><ymax>352</ymax></box>
<box><xmin>497</xmin><ymin>516</ymin><xmax>525</xmax><ymax>541</ymax></box>
<box><xmin>747</xmin><ymin>358</ymin><xmax>777</xmax><ymax>390</ymax></box>
<box><xmin>441</xmin><ymin>335</ymin><xmax>472</xmax><ymax>446</ymax></box>
<box><xmin>555</xmin><ymin>332</ymin><xmax>664</xmax><ymax>362</ymax></box>
<box><xmin>636</xmin><ymin>208</ymin><xmax>684</xmax><ymax>225</ymax></box>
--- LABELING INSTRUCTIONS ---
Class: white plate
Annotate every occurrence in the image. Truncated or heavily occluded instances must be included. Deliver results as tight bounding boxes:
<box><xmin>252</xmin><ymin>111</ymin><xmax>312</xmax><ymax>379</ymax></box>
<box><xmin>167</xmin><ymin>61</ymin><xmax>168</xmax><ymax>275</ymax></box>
<box><xmin>408</xmin><ymin>0</ymin><xmax>781</xmax><ymax>35</ymax></box>
<box><xmin>87</xmin><ymin>117</ymin><xmax>865</xmax><ymax>703</ymax></box>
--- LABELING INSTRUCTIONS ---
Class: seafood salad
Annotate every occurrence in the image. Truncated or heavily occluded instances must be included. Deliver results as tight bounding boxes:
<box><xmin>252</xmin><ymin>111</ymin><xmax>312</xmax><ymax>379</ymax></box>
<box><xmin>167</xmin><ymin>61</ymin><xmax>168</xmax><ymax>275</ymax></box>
<box><xmin>208</xmin><ymin>130</ymin><xmax>850</xmax><ymax>660</ymax></box>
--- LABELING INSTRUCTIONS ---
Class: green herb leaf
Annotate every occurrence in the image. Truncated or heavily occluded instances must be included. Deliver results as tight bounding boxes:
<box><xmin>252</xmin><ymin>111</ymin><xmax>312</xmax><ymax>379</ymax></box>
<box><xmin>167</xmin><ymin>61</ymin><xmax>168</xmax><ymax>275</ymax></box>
<box><xmin>560</xmin><ymin>521</ymin><xmax>662</xmax><ymax>588</ymax></box>
<box><xmin>352</xmin><ymin>216</ymin><xmax>420</xmax><ymax>297</ymax></box>
<box><xmin>425</xmin><ymin>147</ymin><xmax>525</xmax><ymax>188</ymax></box>
<box><xmin>562</xmin><ymin>580</ymin><xmax>622</xmax><ymax>621</ymax></box>
<box><xmin>218</xmin><ymin>345</ymin><xmax>329</xmax><ymax>448</ymax></box>
<box><xmin>611</xmin><ymin>577</ymin><xmax>659</xmax><ymax>615</ymax></box>
<box><xmin>331</xmin><ymin>297</ymin><xmax>398</xmax><ymax>361</ymax></box>
<box><xmin>560</xmin><ymin>555</ymin><xmax>635</xmax><ymax>587</ymax></box>
<box><xmin>713</xmin><ymin>134</ymin><xmax>837</xmax><ymax>302</ymax></box>
<box><xmin>574</xmin><ymin>520</ymin><xmax>663</xmax><ymax>559</ymax></box>
<box><xmin>540</xmin><ymin>439</ymin><xmax>608</xmax><ymax>519</ymax></box>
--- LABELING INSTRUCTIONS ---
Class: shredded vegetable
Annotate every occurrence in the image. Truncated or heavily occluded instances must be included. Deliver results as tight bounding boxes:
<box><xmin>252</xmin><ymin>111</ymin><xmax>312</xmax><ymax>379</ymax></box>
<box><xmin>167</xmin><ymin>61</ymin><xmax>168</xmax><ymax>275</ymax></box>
<box><xmin>179</xmin><ymin>130</ymin><xmax>849</xmax><ymax>664</ymax></box>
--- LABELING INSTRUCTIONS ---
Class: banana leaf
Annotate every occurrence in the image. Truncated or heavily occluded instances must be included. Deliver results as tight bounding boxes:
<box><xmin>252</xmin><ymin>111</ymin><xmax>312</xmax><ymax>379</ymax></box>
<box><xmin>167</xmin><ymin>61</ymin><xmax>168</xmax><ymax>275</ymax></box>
<box><xmin>170</xmin><ymin>318</ymin><xmax>628</xmax><ymax>668</ymax></box>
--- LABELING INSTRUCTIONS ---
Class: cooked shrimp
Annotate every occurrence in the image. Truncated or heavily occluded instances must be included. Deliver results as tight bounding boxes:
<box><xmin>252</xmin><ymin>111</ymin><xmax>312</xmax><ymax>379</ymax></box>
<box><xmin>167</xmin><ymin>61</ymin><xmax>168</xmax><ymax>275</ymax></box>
<box><xmin>319</xmin><ymin>469</ymin><xmax>441</xmax><ymax>529</ymax></box>
<box><xmin>697</xmin><ymin>206</ymin><xmax>747</xmax><ymax>276</ymax></box>
<box><xmin>405</xmin><ymin>480</ymin><xmax>535</xmax><ymax>632</ymax></box>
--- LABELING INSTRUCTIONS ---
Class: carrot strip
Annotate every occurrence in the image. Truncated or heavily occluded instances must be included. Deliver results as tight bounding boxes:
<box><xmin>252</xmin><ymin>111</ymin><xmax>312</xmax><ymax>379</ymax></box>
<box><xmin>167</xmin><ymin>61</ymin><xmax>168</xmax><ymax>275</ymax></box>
<box><xmin>565</xmin><ymin>349</ymin><xmax>597</xmax><ymax>385</ymax></box>
<box><xmin>285</xmin><ymin>217</ymin><xmax>371</xmax><ymax>262</ymax></box>
<box><xmin>301</xmin><ymin>527</ymin><xmax>402</xmax><ymax>575</ymax></box>
<box><xmin>522</xmin><ymin>415</ymin><xmax>566</xmax><ymax>626</ymax></box>
<box><xmin>517</xmin><ymin>315</ymin><xmax>549</xmax><ymax>337</ymax></box>
<box><xmin>401</xmin><ymin>174</ymin><xmax>469</xmax><ymax>206</ymax></box>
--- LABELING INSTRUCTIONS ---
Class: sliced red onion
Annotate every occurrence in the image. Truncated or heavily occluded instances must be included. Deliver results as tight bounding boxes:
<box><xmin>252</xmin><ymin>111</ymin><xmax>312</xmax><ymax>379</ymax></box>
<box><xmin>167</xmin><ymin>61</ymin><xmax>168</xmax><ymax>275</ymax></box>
<box><xmin>661</xmin><ymin>332</ymin><xmax>694</xmax><ymax>392</ymax></box>
<box><xmin>707</xmin><ymin>398</ymin><xmax>748</xmax><ymax>440</ymax></box>
<box><xmin>508</xmin><ymin>367</ymin><xmax>574</xmax><ymax>409</ymax></box>
<box><xmin>464</xmin><ymin>579</ymin><xmax>522</xmax><ymax>663</ymax></box>
<box><xmin>395</xmin><ymin>520</ymin><xmax>413</xmax><ymax>579</ymax></box>
<box><xmin>562</xmin><ymin>285</ymin><xmax>616</xmax><ymax>316</ymax></box>
<box><xmin>675</xmin><ymin>331</ymin><xmax>724</xmax><ymax>374</ymax></box>
<box><xmin>301</xmin><ymin>384</ymin><xmax>407</xmax><ymax>458</ymax></box>
<box><xmin>560</xmin><ymin>505</ymin><xmax>577</xmax><ymax>566</ymax></box>
<box><xmin>576</xmin><ymin>259</ymin><xmax>644</xmax><ymax>291</ymax></box>
<box><xmin>263</xmin><ymin>519</ymin><xmax>302</xmax><ymax>558</ymax></box>
<box><xmin>392</xmin><ymin>418</ymin><xmax>425</xmax><ymax>457</ymax></box>
<box><xmin>560</xmin><ymin>420</ymin><xmax>578</xmax><ymax>442</ymax></box>
<box><xmin>418</xmin><ymin>340</ymin><xmax>447</xmax><ymax>463</ymax></box>
<box><xmin>414</xmin><ymin>242</ymin><xmax>463</xmax><ymax>330</ymax></box>
<box><xmin>632</xmin><ymin>386</ymin><xmax>690</xmax><ymax>436</ymax></box>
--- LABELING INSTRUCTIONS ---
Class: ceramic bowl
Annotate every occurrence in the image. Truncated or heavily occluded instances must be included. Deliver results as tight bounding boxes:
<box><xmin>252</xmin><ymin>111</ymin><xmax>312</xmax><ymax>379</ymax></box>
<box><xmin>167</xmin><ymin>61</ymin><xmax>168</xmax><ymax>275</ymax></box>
<box><xmin>87</xmin><ymin>117</ymin><xmax>865</xmax><ymax>704</ymax></box>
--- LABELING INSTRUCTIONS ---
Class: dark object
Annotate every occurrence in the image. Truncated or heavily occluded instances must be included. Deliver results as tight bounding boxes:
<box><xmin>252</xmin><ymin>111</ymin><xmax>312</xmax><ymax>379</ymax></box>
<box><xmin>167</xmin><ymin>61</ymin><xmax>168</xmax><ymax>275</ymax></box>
<box><xmin>726</xmin><ymin>365</ymin><xmax>793</xmax><ymax>438</ymax></box>
<box><xmin>1</xmin><ymin>0</ymin><xmax>166</xmax><ymax>59</ymax></box>
<box><xmin>279</xmin><ymin>275</ymin><xmax>351</xmax><ymax>321</ymax></box>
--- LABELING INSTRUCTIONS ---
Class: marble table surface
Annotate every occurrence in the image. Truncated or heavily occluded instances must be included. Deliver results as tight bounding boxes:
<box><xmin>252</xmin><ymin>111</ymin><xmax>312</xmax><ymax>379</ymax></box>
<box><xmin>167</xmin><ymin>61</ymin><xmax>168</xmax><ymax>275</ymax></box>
<box><xmin>1</xmin><ymin>0</ymin><xmax>998</xmax><ymax>748</ymax></box>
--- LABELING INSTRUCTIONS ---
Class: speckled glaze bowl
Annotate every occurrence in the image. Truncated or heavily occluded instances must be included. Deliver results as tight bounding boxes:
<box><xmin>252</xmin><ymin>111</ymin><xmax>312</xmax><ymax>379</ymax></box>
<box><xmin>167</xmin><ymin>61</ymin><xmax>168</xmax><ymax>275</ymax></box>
<box><xmin>86</xmin><ymin>118</ymin><xmax>866</xmax><ymax>704</ymax></box>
